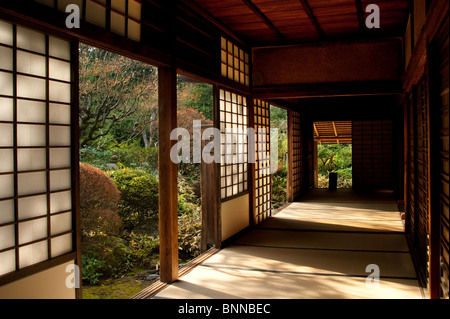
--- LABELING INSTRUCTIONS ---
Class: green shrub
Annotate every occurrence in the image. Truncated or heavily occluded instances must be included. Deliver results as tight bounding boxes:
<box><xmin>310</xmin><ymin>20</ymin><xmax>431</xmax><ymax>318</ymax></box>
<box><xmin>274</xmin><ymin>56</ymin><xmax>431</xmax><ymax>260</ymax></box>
<box><xmin>80</xmin><ymin>141</ymin><xmax>158</xmax><ymax>172</ymax></box>
<box><xmin>272</xmin><ymin>166</ymin><xmax>287</xmax><ymax>209</ymax></box>
<box><xmin>126</xmin><ymin>232</ymin><xmax>160</xmax><ymax>268</ymax></box>
<box><xmin>178</xmin><ymin>196</ymin><xmax>201</xmax><ymax>260</ymax></box>
<box><xmin>82</xmin><ymin>235</ymin><xmax>134</xmax><ymax>280</ymax></box>
<box><xmin>107</xmin><ymin>168</ymin><xmax>159</xmax><ymax>231</ymax></box>
<box><xmin>80</xmin><ymin>146</ymin><xmax>115</xmax><ymax>170</ymax></box>
<box><xmin>83</xmin><ymin>208</ymin><xmax>124</xmax><ymax>237</ymax></box>
<box><xmin>81</xmin><ymin>255</ymin><xmax>106</xmax><ymax>285</ymax></box>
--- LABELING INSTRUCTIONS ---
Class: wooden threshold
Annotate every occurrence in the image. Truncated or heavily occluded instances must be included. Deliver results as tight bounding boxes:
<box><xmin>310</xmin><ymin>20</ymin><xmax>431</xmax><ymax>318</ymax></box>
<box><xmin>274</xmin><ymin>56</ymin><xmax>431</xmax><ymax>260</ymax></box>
<box><xmin>130</xmin><ymin>247</ymin><xmax>220</xmax><ymax>299</ymax></box>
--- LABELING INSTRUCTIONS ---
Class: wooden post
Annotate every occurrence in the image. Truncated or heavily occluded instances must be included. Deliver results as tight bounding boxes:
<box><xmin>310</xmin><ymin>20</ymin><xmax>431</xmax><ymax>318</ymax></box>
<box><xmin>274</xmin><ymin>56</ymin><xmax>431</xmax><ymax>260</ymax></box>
<box><xmin>158</xmin><ymin>66</ymin><xmax>178</xmax><ymax>283</ymax></box>
<box><xmin>287</xmin><ymin>109</ymin><xmax>294</xmax><ymax>202</ymax></box>
<box><xmin>248</xmin><ymin>98</ymin><xmax>256</xmax><ymax>226</ymax></box>
<box><xmin>313</xmin><ymin>140</ymin><xmax>318</xmax><ymax>188</ymax></box>
<box><xmin>200</xmin><ymin>124</ymin><xmax>219</xmax><ymax>252</ymax></box>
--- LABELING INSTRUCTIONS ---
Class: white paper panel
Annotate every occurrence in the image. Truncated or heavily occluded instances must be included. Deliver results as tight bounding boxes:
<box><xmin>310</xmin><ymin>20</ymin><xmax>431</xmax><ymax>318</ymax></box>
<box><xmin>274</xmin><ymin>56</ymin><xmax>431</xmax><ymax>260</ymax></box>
<box><xmin>50</xmin><ymin>191</ymin><xmax>72</xmax><ymax>214</ymax></box>
<box><xmin>111</xmin><ymin>11</ymin><xmax>126</xmax><ymax>37</ymax></box>
<box><xmin>0</xmin><ymin>199</ymin><xmax>14</xmax><ymax>224</ymax></box>
<box><xmin>17</xmin><ymin>51</ymin><xmax>46</xmax><ymax>77</ymax></box>
<box><xmin>0</xmin><ymin>225</ymin><xmax>15</xmax><ymax>250</ymax></box>
<box><xmin>51</xmin><ymin>233</ymin><xmax>72</xmax><ymax>258</ymax></box>
<box><xmin>128</xmin><ymin>1</ymin><xmax>141</xmax><ymax>21</ymax></box>
<box><xmin>57</xmin><ymin>0</ymin><xmax>83</xmax><ymax>13</ymax></box>
<box><xmin>0</xmin><ymin>149</ymin><xmax>14</xmax><ymax>173</ymax></box>
<box><xmin>49</xmin><ymin>80</ymin><xmax>71</xmax><ymax>103</ymax></box>
<box><xmin>50</xmin><ymin>169</ymin><xmax>71</xmax><ymax>191</ymax></box>
<box><xmin>0</xmin><ymin>174</ymin><xmax>14</xmax><ymax>198</ymax></box>
<box><xmin>18</xmin><ymin>194</ymin><xmax>47</xmax><ymax>220</ymax></box>
<box><xmin>49</xmin><ymin>36</ymin><xmax>71</xmax><ymax>61</ymax></box>
<box><xmin>0</xmin><ymin>249</ymin><xmax>15</xmax><ymax>276</ymax></box>
<box><xmin>17</xmin><ymin>124</ymin><xmax>46</xmax><ymax>147</ymax></box>
<box><xmin>128</xmin><ymin>19</ymin><xmax>141</xmax><ymax>42</ymax></box>
<box><xmin>0</xmin><ymin>123</ymin><xmax>13</xmax><ymax>146</ymax></box>
<box><xmin>49</xmin><ymin>103</ymin><xmax>71</xmax><ymax>124</ymax></box>
<box><xmin>111</xmin><ymin>0</ymin><xmax>126</xmax><ymax>12</ymax></box>
<box><xmin>49</xmin><ymin>125</ymin><xmax>71</xmax><ymax>146</ymax></box>
<box><xmin>49</xmin><ymin>58</ymin><xmax>71</xmax><ymax>82</ymax></box>
<box><xmin>17</xmin><ymin>148</ymin><xmax>46</xmax><ymax>171</ymax></box>
<box><xmin>17</xmin><ymin>100</ymin><xmax>46</xmax><ymax>123</ymax></box>
<box><xmin>49</xmin><ymin>148</ymin><xmax>71</xmax><ymax>168</ymax></box>
<box><xmin>18</xmin><ymin>171</ymin><xmax>47</xmax><ymax>196</ymax></box>
<box><xmin>0</xmin><ymin>98</ymin><xmax>13</xmax><ymax>121</ymax></box>
<box><xmin>16</xmin><ymin>26</ymin><xmax>46</xmax><ymax>54</ymax></box>
<box><xmin>86</xmin><ymin>0</ymin><xmax>106</xmax><ymax>28</ymax></box>
<box><xmin>0</xmin><ymin>46</ymin><xmax>13</xmax><ymax>71</ymax></box>
<box><xmin>0</xmin><ymin>20</ymin><xmax>13</xmax><ymax>46</ymax></box>
<box><xmin>19</xmin><ymin>240</ymin><xmax>48</xmax><ymax>268</ymax></box>
<box><xmin>51</xmin><ymin>212</ymin><xmax>72</xmax><ymax>235</ymax></box>
<box><xmin>18</xmin><ymin>217</ymin><xmax>47</xmax><ymax>245</ymax></box>
<box><xmin>17</xmin><ymin>75</ymin><xmax>46</xmax><ymax>100</ymax></box>
<box><xmin>0</xmin><ymin>71</ymin><xmax>13</xmax><ymax>96</ymax></box>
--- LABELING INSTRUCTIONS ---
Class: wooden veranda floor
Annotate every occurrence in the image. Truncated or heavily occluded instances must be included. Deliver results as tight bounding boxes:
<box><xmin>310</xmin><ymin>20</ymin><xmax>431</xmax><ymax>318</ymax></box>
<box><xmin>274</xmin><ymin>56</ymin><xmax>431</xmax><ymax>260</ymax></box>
<box><xmin>138</xmin><ymin>189</ymin><xmax>424</xmax><ymax>299</ymax></box>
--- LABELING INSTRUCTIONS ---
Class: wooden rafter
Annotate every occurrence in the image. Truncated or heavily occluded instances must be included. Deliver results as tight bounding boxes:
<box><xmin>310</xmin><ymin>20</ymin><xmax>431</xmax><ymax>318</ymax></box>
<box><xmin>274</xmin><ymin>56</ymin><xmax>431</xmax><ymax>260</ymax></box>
<box><xmin>298</xmin><ymin>0</ymin><xmax>325</xmax><ymax>39</ymax></box>
<box><xmin>314</xmin><ymin>121</ymin><xmax>352</xmax><ymax>144</ymax></box>
<box><xmin>313</xmin><ymin>123</ymin><xmax>319</xmax><ymax>137</ymax></box>
<box><xmin>332</xmin><ymin>121</ymin><xmax>338</xmax><ymax>137</ymax></box>
<box><xmin>241</xmin><ymin>0</ymin><xmax>288</xmax><ymax>43</ymax></box>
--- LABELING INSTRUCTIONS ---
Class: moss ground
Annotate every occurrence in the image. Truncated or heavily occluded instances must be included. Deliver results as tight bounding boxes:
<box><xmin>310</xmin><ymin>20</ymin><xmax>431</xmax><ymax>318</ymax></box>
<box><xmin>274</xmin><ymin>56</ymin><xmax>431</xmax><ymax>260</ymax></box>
<box><xmin>82</xmin><ymin>269</ymin><xmax>157</xmax><ymax>299</ymax></box>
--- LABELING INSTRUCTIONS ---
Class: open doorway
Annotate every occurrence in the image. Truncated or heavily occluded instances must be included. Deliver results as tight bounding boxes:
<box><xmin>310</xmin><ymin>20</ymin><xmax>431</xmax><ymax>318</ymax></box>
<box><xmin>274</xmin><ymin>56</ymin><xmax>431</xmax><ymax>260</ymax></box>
<box><xmin>270</xmin><ymin>105</ymin><xmax>288</xmax><ymax>209</ymax></box>
<box><xmin>176</xmin><ymin>75</ymin><xmax>214</xmax><ymax>263</ymax></box>
<box><xmin>78</xmin><ymin>43</ymin><xmax>160</xmax><ymax>298</ymax></box>
<box><xmin>313</xmin><ymin>121</ymin><xmax>352</xmax><ymax>189</ymax></box>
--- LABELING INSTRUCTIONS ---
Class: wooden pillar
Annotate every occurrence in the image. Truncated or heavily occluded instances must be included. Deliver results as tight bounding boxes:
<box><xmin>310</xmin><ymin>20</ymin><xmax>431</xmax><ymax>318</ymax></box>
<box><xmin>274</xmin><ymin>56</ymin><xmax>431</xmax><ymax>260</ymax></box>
<box><xmin>248</xmin><ymin>98</ymin><xmax>256</xmax><ymax>226</ymax></box>
<box><xmin>200</xmin><ymin>124</ymin><xmax>220</xmax><ymax>252</ymax></box>
<box><xmin>313</xmin><ymin>140</ymin><xmax>318</xmax><ymax>188</ymax></box>
<box><xmin>158</xmin><ymin>66</ymin><xmax>178</xmax><ymax>283</ymax></box>
<box><xmin>287</xmin><ymin>109</ymin><xmax>294</xmax><ymax>202</ymax></box>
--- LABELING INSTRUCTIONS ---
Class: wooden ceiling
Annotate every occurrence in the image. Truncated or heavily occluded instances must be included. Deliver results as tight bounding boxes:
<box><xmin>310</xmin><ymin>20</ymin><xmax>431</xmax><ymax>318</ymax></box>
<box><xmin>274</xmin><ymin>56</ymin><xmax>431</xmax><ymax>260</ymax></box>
<box><xmin>314</xmin><ymin>121</ymin><xmax>352</xmax><ymax>144</ymax></box>
<box><xmin>190</xmin><ymin>0</ymin><xmax>410</xmax><ymax>46</ymax></box>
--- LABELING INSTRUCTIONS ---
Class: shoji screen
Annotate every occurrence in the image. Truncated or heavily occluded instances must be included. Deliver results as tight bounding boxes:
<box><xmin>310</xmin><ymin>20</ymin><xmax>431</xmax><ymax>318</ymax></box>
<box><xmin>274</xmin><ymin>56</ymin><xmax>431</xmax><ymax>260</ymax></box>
<box><xmin>406</xmin><ymin>93</ymin><xmax>416</xmax><ymax>250</ymax></box>
<box><xmin>34</xmin><ymin>0</ymin><xmax>142</xmax><ymax>42</ymax></box>
<box><xmin>437</xmin><ymin>23</ymin><xmax>449</xmax><ymax>299</ymax></box>
<box><xmin>221</xmin><ymin>37</ymin><xmax>250</xmax><ymax>87</ymax></box>
<box><xmin>253</xmin><ymin>99</ymin><xmax>271</xmax><ymax>224</ymax></box>
<box><xmin>415</xmin><ymin>76</ymin><xmax>430</xmax><ymax>289</ymax></box>
<box><xmin>219</xmin><ymin>89</ymin><xmax>248</xmax><ymax>200</ymax></box>
<box><xmin>290</xmin><ymin>111</ymin><xmax>302</xmax><ymax>200</ymax></box>
<box><xmin>352</xmin><ymin>120</ymin><xmax>393</xmax><ymax>190</ymax></box>
<box><xmin>0</xmin><ymin>20</ymin><xmax>74</xmax><ymax>278</ymax></box>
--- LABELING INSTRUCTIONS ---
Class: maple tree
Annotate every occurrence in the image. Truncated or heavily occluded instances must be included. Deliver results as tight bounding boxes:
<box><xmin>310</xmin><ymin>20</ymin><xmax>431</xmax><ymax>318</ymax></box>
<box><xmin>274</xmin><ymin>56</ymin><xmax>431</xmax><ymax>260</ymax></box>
<box><xmin>78</xmin><ymin>44</ymin><xmax>158</xmax><ymax>146</ymax></box>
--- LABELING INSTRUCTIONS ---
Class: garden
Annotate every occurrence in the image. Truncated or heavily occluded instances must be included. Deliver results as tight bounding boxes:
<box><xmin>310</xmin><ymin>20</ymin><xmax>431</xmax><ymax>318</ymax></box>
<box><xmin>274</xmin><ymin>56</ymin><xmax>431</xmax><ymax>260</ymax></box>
<box><xmin>78</xmin><ymin>44</ymin><xmax>289</xmax><ymax>298</ymax></box>
<box><xmin>317</xmin><ymin>144</ymin><xmax>353</xmax><ymax>189</ymax></box>
<box><xmin>78</xmin><ymin>44</ymin><xmax>212</xmax><ymax>298</ymax></box>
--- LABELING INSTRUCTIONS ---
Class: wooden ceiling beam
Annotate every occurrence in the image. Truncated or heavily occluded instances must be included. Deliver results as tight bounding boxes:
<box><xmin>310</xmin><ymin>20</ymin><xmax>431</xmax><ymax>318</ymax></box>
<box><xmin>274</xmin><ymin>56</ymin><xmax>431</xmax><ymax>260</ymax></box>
<box><xmin>298</xmin><ymin>0</ymin><xmax>325</xmax><ymax>39</ymax></box>
<box><xmin>240</xmin><ymin>0</ymin><xmax>289</xmax><ymax>43</ymax></box>
<box><xmin>355</xmin><ymin>0</ymin><xmax>365</xmax><ymax>32</ymax></box>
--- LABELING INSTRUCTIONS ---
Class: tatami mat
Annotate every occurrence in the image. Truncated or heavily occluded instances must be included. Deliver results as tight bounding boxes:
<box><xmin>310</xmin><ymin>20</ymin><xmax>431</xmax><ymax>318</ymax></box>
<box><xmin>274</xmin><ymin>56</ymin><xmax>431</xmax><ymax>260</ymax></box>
<box><xmin>149</xmin><ymin>190</ymin><xmax>423</xmax><ymax>299</ymax></box>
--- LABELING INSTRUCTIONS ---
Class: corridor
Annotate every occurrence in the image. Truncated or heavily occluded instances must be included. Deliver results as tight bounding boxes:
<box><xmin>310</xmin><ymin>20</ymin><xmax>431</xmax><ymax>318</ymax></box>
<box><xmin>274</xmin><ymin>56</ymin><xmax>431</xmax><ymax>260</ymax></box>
<box><xmin>145</xmin><ymin>190</ymin><xmax>423</xmax><ymax>299</ymax></box>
